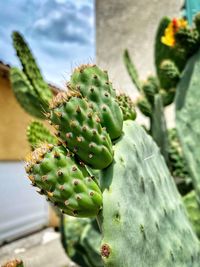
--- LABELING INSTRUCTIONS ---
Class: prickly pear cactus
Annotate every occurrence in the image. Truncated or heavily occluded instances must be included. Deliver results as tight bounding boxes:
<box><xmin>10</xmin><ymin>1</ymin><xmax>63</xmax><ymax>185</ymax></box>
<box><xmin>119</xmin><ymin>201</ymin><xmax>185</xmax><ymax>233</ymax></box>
<box><xmin>116</xmin><ymin>94</ymin><xmax>136</xmax><ymax>121</ymax></box>
<box><xmin>159</xmin><ymin>60</ymin><xmax>180</xmax><ymax>90</ymax></box>
<box><xmin>27</xmin><ymin>121</ymin><xmax>57</xmax><ymax>149</ymax></box>
<box><xmin>100</xmin><ymin>121</ymin><xmax>200</xmax><ymax>267</ymax></box>
<box><xmin>142</xmin><ymin>76</ymin><xmax>159</xmax><ymax>105</ymax></box>
<box><xmin>12</xmin><ymin>31</ymin><xmax>52</xmax><ymax>104</ymax></box>
<box><xmin>69</xmin><ymin>65</ymin><xmax>123</xmax><ymax>140</ymax></box>
<box><xmin>176</xmin><ymin>48</ymin><xmax>200</xmax><ymax>201</ymax></box>
<box><xmin>137</xmin><ymin>96</ymin><xmax>152</xmax><ymax>117</ymax></box>
<box><xmin>49</xmin><ymin>91</ymin><xmax>113</xmax><ymax>169</ymax></box>
<box><xmin>10</xmin><ymin>68</ymin><xmax>45</xmax><ymax>119</ymax></box>
<box><xmin>25</xmin><ymin>144</ymin><xmax>102</xmax><ymax>217</ymax></box>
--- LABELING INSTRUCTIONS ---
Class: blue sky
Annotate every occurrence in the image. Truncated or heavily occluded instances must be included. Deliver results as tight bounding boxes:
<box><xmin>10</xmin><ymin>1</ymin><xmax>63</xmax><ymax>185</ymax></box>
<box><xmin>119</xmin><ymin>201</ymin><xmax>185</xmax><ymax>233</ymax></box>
<box><xmin>0</xmin><ymin>0</ymin><xmax>95</xmax><ymax>88</ymax></box>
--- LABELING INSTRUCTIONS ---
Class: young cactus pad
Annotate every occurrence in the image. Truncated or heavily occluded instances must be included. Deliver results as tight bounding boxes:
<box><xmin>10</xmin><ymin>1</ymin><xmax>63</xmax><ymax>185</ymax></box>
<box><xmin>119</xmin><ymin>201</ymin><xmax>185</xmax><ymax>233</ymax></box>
<box><xmin>12</xmin><ymin>31</ymin><xmax>52</xmax><ymax>104</ymax></box>
<box><xmin>69</xmin><ymin>64</ymin><xmax>123</xmax><ymax>140</ymax></box>
<box><xmin>25</xmin><ymin>144</ymin><xmax>102</xmax><ymax>217</ymax></box>
<box><xmin>49</xmin><ymin>91</ymin><xmax>113</xmax><ymax>169</ymax></box>
<box><xmin>100</xmin><ymin>121</ymin><xmax>200</xmax><ymax>267</ymax></box>
<box><xmin>116</xmin><ymin>93</ymin><xmax>136</xmax><ymax>121</ymax></box>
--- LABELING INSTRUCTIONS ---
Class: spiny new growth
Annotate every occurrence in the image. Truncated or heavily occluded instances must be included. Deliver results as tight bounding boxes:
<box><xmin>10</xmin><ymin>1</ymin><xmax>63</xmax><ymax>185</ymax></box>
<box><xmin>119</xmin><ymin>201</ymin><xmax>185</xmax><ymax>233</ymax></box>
<box><xmin>137</xmin><ymin>95</ymin><xmax>152</xmax><ymax>117</ymax></box>
<box><xmin>69</xmin><ymin>64</ymin><xmax>123</xmax><ymax>140</ymax></box>
<box><xmin>12</xmin><ymin>31</ymin><xmax>52</xmax><ymax>104</ymax></box>
<box><xmin>11</xmin><ymin>31</ymin><xmax>53</xmax><ymax>119</ymax></box>
<box><xmin>116</xmin><ymin>93</ymin><xmax>136</xmax><ymax>121</ymax></box>
<box><xmin>159</xmin><ymin>60</ymin><xmax>180</xmax><ymax>90</ymax></box>
<box><xmin>48</xmin><ymin>91</ymin><xmax>113</xmax><ymax>169</ymax></box>
<box><xmin>25</xmin><ymin>143</ymin><xmax>102</xmax><ymax>217</ymax></box>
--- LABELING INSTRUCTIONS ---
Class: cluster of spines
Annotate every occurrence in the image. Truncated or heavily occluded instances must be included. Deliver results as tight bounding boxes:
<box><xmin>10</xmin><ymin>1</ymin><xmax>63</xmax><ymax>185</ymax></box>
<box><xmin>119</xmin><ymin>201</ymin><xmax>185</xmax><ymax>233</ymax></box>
<box><xmin>25</xmin><ymin>144</ymin><xmax>102</xmax><ymax>217</ymax></box>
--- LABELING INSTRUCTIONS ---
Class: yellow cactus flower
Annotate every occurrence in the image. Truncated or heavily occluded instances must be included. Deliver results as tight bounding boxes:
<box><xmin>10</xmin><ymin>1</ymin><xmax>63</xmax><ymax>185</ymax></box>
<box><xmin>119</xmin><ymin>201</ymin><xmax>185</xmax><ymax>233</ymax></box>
<box><xmin>161</xmin><ymin>18</ymin><xmax>187</xmax><ymax>47</ymax></box>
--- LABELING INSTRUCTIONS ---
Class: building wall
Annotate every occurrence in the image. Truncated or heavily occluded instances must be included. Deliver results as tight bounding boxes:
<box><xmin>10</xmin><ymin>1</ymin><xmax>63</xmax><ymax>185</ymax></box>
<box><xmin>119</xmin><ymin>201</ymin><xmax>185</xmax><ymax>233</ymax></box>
<box><xmin>0</xmin><ymin>65</ymin><xmax>53</xmax><ymax>160</ymax></box>
<box><xmin>96</xmin><ymin>0</ymin><xmax>183</xmax><ymax>127</ymax></box>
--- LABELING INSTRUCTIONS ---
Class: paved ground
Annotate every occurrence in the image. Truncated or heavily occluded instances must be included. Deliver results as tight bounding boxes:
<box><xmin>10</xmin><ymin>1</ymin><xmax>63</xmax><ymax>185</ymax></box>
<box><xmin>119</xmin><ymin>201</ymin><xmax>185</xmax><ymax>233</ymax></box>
<box><xmin>0</xmin><ymin>228</ymin><xmax>78</xmax><ymax>267</ymax></box>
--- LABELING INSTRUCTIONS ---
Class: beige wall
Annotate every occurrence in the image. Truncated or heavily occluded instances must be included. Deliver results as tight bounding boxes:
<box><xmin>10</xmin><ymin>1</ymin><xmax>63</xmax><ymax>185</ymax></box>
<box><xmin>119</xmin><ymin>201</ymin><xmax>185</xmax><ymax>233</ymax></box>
<box><xmin>0</xmin><ymin>66</ymin><xmax>54</xmax><ymax>160</ymax></box>
<box><xmin>96</xmin><ymin>0</ymin><xmax>183</xmax><ymax>127</ymax></box>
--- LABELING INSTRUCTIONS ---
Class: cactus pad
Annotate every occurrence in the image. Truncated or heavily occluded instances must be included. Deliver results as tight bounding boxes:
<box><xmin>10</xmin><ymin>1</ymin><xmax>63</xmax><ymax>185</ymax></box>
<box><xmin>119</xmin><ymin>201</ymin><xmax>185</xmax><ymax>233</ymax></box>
<box><xmin>116</xmin><ymin>94</ymin><xmax>136</xmax><ymax>121</ymax></box>
<box><xmin>49</xmin><ymin>92</ymin><xmax>113</xmax><ymax>169</ymax></box>
<box><xmin>100</xmin><ymin>121</ymin><xmax>200</xmax><ymax>267</ymax></box>
<box><xmin>12</xmin><ymin>31</ymin><xmax>52</xmax><ymax>105</ymax></box>
<box><xmin>10</xmin><ymin>67</ymin><xmax>45</xmax><ymax>119</ymax></box>
<box><xmin>69</xmin><ymin>64</ymin><xmax>123</xmax><ymax>140</ymax></box>
<box><xmin>159</xmin><ymin>60</ymin><xmax>180</xmax><ymax>90</ymax></box>
<box><xmin>25</xmin><ymin>144</ymin><xmax>102</xmax><ymax>217</ymax></box>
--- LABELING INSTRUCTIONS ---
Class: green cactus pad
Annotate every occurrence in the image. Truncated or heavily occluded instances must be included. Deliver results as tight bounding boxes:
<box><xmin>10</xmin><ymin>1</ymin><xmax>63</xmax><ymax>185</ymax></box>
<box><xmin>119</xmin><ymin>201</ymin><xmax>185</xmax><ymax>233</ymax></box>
<box><xmin>159</xmin><ymin>60</ymin><xmax>180</xmax><ymax>90</ymax></box>
<box><xmin>100</xmin><ymin>121</ymin><xmax>200</xmax><ymax>267</ymax></box>
<box><xmin>137</xmin><ymin>96</ymin><xmax>152</xmax><ymax>117</ymax></box>
<box><xmin>176</xmin><ymin>49</ymin><xmax>200</xmax><ymax>201</ymax></box>
<box><xmin>49</xmin><ymin>92</ymin><xmax>113</xmax><ymax>169</ymax></box>
<box><xmin>10</xmin><ymin>67</ymin><xmax>45</xmax><ymax>119</ymax></box>
<box><xmin>69</xmin><ymin>64</ymin><xmax>123</xmax><ymax>140</ymax></box>
<box><xmin>116</xmin><ymin>94</ymin><xmax>136</xmax><ymax>121</ymax></box>
<box><xmin>142</xmin><ymin>76</ymin><xmax>159</xmax><ymax>105</ymax></box>
<box><xmin>25</xmin><ymin>144</ymin><xmax>102</xmax><ymax>217</ymax></box>
<box><xmin>160</xmin><ymin>88</ymin><xmax>176</xmax><ymax>106</ymax></box>
<box><xmin>27</xmin><ymin>121</ymin><xmax>57</xmax><ymax>149</ymax></box>
<box><xmin>12</xmin><ymin>31</ymin><xmax>52</xmax><ymax>105</ymax></box>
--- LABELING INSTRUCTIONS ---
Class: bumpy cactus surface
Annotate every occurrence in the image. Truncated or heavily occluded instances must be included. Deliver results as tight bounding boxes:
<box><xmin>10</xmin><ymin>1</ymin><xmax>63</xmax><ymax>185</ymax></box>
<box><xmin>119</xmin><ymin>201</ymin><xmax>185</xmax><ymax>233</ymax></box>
<box><xmin>49</xmin><ymin>91</ymin><xmax>113</xmax><ymax>169</ymax></box>
<box><xmin>25</xmin><ymin>144</ymin><xmax>102</xmax><ymax>217</ymax></box>
<box><xmin>176</xmin><ymin>49</ymin><xmax>200</xmax><ymax>201</ymax></box>
<box><xmin>27</xmin><ymin>121</ymin><xmax>57</xmax><ymax>149</ymax></box>
<box><xmin>100</xmin><ymin>121</ymin><xmax>200</xmax><ymax>267</ymax></box>
<box><xmin>69</xmin><ymin>65</ymin><xmax>123</xmax><ymax>140</ymax></box>
<box><xmin>142</xmin><ymin>76</ymin><xmax>159</xmax><ymax>105</ymax></box>
<box><xmin>116</xmin><ymin>93</ymin><xmax>136</xmax><ymax>121</ymax></box>
<box><xmin>159</xmin><ymin>60</ymin><xmax>180</xmax><ymax>90</ymax></box>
